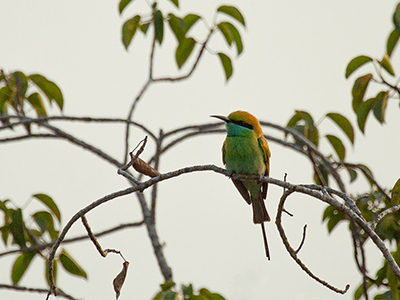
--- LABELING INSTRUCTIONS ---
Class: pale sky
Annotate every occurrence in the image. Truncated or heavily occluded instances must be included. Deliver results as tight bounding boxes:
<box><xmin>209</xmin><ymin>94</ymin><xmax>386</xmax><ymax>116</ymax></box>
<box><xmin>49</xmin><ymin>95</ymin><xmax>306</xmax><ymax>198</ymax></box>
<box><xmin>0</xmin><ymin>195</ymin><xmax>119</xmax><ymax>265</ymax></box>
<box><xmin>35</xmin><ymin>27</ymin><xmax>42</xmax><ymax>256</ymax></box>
<box><xmin>1</xmin><ymin>1</ymin><xmax>400</xmax><ymax>299</ymax></box>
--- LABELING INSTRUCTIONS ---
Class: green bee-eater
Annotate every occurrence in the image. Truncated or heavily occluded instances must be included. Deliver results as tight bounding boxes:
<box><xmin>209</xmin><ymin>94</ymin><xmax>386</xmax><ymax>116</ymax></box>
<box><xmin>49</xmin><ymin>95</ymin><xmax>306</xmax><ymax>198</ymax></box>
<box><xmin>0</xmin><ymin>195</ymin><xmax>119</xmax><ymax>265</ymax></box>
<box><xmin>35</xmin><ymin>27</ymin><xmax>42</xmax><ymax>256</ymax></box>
<box><xmin>212</xmin><ymin>111</ymin><xmax>271</xmax><ymax>259</ymax></box>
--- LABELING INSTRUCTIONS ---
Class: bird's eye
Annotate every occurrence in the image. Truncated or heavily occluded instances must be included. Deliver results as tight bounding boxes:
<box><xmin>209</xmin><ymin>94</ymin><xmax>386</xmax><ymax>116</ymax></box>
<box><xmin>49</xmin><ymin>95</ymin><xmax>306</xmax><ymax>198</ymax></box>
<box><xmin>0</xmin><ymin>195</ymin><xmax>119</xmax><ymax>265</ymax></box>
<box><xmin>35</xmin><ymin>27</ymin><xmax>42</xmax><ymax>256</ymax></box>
<box><xmin>235</xmin><ymin>120</ymin><xmax>253</xmax><ymax>130</ymax></box>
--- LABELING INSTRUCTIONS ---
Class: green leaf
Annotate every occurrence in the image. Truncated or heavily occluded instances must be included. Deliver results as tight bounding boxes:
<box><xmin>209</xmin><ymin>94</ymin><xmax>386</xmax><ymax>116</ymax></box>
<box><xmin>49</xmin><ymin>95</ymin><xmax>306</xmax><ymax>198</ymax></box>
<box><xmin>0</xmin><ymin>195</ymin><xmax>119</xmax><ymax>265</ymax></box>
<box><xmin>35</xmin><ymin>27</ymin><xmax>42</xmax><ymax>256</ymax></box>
<box><xmin>217</xmin><ymin>5</ymin><xmax>245</xmax><ymax>26</ymax></box>
<box><xmin>352</xmin><ymin>73</ymin><xmax>373</xmax><ymax>113</ymax></box>
<box><xmin>28</xmin><ymin>74</ymin><xmax>64</xmax><ymax>111</ymax></box>
<box><xmin>168</xmin><ymin>14</ymin><xmax>185</xmax><ymax>43</ymax></box>
<box><xmin>322</xmin><ymin>206</ymin><xmax>345</xmax><ymax>233</ymax></box>
<box><xmin>391</xmin><ymin>178</ymin><xmax>400</xmax><ymax>205</ymax></box>
<box><xmin>182</xmin><ymin>284</ymin><xmax>194</xmax><ymax>297</ymax></box>
<box><xmin>10</xmin><ymin>209</ymin><xmax>26</xmax><ymax>248</ymax></box>
<box><xmin>168</xmin><ymin>0</ymin><xmax>179</xmax><ymax>8</ymax></box>
<box><xmin>354</xmin><ymin>281</ymin><xmax>373</xmax><ymax>300</ymax></box>
<box><xmin>346</xmin><ymin>166</ymin><xmax>358</xmax><ymax>183</ymax></box>
<box><xmin>46</xmin><ymin>259</ymin><xmax>57</xmax><ymax>287</ymax></box>
<box><xmin>0</xmin><ymin>86</ymin><xmax>12</xmax><ymax>109</ymax></box>
<box><xmin>0</xmin><ymin>200</ymin><xmax>11</xmax><ymax>244</ymax></box>
<box><xmin>326</xmin><ymin>134</ymin><xmax>346</xmax><ymax>161</ymax></box>
<box><xmin>326</xmin><ymin>112</ymin><xmax>355</xmax><ymax>145</ymax></box>
<box><xmin>119</xmin><ymin>0</ymin><xmax>134</xmax><ymax>14</ymax></box>
<box><xmin>199</xmin><ymin>288</ymin><xmax>226</xmax><ymax>300</ymax></box>
<box><xmin>27</xmin><ymin>93</ymin><xmax>47</xmax><ymax>116</ymax></box>
<box><xmin>175</xmin><ymin>37</ymin><xmax>196</xmax><ymax>68</ymax></box>
<box><xmin>160</xmin><ymin>281</ymin><xmax>175</xmax><ymax>291</ymax></box>
<box><xmin>218</xmin><ymin>22</ymin><xmax>243</xmax><ymax>55</ymax></box>
<box><xmin>357</xmin><ymin>97</ymin><xmax>378</xmax><ymax>133</ymax></box>
<box><xmin>33</xmin><ymin>211</ymin><xmax>58</xmax><ymax>240</ymax></box>
<box><xmin>11</xmin><ymin>71</ymin><xmax>28</xmax><ymax>98</ymax></box>
<box><xmin>32</xmin><ymin>193</ymin><xmax>61</xmax><ymax>223</ymax></box>
<box><xmin>359</xmin><ymin>164</ymin><xmax>374</xmax><ymax>187</ymax></box>
<box><xmin>59</xmin><ymin>249</ymin><xmax>87</xmax><ymax>279</ymax></box>
<box><xmin>218</xmin><ymin>22</ymin><xmax>233</xmax><ymax>46</ymax></box>
<box><xmin>372</xmin><ymin>91</ymin><xmax>389</xmax><ymax>124</ymax></box>
<box><xmin>387</xmin><ymin>29</ymin><xmax>400</xmax><ymax>57</ymax></box>
<box><xmin>345</xmin><ymin>55</ymin><xmax>373</xmax><ymax>78</ymax></box>
<box><xmin>12</xmin><ymin>252</ymin><xmax>36</xmax><ymax>284</ymax></box>
<box><xmin>393</xmin><ymin>3</ymin><xmax>400</xmax><ymax>31</ymax></box>
<box><xmin>122</xmin><ymin>15</ymin><xmax>141</xmax><ymax>49</ymax></box>
<box><xmin>154</xmin><ymin>10</ymin><xmax>164</xmax><ymax>45</ymax></box>
<box><xmin>379</xmin><ymin>53</ymin><xmax>395</xmax><ymax>76</ymax></box>
<box><xmin>217</xmin><ymin>53</ymin><xmax>233</xmax><ymax>81</ymax></box>
<box><xmin>183</xmin><ymin>14</ymin><xmax>201</xmax><ymax>33</ymax></box>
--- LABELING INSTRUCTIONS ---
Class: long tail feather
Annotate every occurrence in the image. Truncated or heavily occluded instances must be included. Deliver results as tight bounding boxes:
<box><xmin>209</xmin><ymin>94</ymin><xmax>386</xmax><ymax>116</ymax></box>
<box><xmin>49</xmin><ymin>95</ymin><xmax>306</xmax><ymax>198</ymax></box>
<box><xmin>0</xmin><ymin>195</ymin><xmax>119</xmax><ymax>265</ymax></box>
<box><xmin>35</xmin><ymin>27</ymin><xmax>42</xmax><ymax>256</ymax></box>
<box><xmin>261</xmin><ymin>222</ymin><xmax>270</xmax><ymax>260</ymax></box>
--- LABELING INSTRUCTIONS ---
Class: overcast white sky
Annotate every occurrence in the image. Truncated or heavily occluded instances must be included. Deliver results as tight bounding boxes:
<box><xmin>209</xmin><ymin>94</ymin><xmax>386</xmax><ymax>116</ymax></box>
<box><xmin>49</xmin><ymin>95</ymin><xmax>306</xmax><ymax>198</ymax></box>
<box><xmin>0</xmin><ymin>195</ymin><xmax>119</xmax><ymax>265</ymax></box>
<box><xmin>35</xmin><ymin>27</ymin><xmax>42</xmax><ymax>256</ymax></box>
<box><xmin>1</xmin><ymin>1</ymin><xmax>400</xmax><ymax>299</ymax></box>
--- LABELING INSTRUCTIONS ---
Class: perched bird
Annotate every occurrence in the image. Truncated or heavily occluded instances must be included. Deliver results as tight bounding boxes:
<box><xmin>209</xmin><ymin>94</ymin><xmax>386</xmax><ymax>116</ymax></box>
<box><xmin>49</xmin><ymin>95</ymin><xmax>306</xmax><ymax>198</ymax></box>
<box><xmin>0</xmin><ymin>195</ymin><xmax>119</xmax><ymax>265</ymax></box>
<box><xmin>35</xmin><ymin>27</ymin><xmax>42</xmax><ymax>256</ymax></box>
<box><xmin>211</xmin><ymin>111</ymin><xmax>271</xmax><ymax>259</ymax></box>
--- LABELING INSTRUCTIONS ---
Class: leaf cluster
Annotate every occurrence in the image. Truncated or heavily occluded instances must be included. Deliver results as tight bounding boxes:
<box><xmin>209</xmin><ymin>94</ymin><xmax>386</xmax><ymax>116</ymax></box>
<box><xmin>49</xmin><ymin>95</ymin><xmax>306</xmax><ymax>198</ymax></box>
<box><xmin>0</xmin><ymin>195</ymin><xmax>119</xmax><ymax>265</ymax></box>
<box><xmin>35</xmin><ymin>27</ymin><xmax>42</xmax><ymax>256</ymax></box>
<box><xmin>323</xmin><ymin>179</ymin><xmax>400</xmax><ymax>299</ymax></box>
<box><xmin>286</xmin><ymin>110</ymin><xmax>361</xmax><ymax>186</ymax></box>
<box><xmin>153</xmin><ymin>282</ymin><xmax>225</xmax><ymax>300</ymax></box>
<box><xmin>0</xmin><ymin>194</ymin><xmax>86</xmax><ymax>286</ymax></box>
<box><xmin>0</xmin><ymin>71</ymin><xmax>63</xmax><ymax>129</ymax></box>
<box><xmin>345</xmin><ymin>4</ymin><xmax>400</xmax><ymax>134</ymax></box>
<box><xmin>119</xmin><ymin>0</ymin><xmax>246</xmax><ymax>80</ymax></box>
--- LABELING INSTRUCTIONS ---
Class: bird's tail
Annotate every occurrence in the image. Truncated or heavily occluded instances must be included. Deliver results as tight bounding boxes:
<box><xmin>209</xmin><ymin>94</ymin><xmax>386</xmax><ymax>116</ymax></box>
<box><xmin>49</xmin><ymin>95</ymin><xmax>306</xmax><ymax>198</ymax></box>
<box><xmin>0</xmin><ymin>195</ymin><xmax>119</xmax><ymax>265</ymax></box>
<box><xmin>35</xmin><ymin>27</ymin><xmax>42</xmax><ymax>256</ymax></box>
<box><xmin>261</xmin><ymin>222</ymin><xmax>270</xmax><ymax>260</ymax></box>
<box><xmin>252</xmin><ymin>196</ymin><xmax>270</xmax><ymax>224</ymax></box>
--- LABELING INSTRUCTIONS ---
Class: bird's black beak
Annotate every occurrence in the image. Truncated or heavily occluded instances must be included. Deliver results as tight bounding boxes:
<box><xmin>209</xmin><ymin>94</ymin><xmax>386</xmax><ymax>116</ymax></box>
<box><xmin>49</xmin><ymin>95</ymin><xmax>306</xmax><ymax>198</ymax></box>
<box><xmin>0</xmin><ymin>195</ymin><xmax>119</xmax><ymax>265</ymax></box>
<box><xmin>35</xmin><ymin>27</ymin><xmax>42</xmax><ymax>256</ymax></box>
<box><xmin>210</xmin><ymin>115</ymin><xmax>230</xmax><ymax>123</ymax></box>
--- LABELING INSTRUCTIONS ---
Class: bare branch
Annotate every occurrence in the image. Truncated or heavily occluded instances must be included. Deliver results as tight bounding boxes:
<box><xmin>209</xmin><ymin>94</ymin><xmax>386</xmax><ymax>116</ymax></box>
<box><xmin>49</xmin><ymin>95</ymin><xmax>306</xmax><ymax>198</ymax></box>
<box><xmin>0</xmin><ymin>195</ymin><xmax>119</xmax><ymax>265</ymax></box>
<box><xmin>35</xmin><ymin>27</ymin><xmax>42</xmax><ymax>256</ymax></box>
<box><xmin>0</xmin><ymin>284</ymin><xmax>77</xmax><ymax>300</ymax></box>
<box><xmin>81</xmin><ymin>215</ymin><xmax>127</xmax><ymax>261</ymax></box>
<box><xmin>276</xmin><ymin>189</ymin><xmax>350</xmax><ymax>294</ymax></box>
<box><xmin>44</xmin><ymin>165</ymin><xmax>400</xmax><ymax>298</ymax></box>
<box><xmin>371</xmin><ymin>204</ymin><xmax>400</xmax><ymax>230</ymax></box>
<box><xmin>0</xmin><ymin>115</ymin><xmax>157</xmax><ymax>140</ymax></box>
<box><xmin>0</xmin><ymin>221</ymin><xmax>143</xmax><ymax>258</ymax></box>
<box><xmin>295</xmin><ymin>224</ymin><xmax>308</xmax><ymax>254</ymax></box>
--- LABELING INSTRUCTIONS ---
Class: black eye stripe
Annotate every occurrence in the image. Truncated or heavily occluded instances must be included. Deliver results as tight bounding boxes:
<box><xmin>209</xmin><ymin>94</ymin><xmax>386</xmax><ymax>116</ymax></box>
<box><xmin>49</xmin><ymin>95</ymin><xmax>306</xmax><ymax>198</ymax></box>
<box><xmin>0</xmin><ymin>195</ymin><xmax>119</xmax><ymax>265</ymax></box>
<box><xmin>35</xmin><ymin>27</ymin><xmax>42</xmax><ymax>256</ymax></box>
<box><xmin>231</xmin><ymin>120</ymin><xmax>253</xmax><ymax>130</ymax></box>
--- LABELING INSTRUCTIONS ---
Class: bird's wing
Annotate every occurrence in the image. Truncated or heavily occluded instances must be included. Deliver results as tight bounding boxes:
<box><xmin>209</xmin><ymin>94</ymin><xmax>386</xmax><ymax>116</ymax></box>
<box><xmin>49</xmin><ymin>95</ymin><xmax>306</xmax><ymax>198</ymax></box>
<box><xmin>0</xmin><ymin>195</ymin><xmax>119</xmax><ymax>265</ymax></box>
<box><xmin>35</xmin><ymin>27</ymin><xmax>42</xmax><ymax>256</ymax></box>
<box><xmin>222</xmin><ymin>139</ymin><xmax>251</xmax><ymax>205</ymax></box>
<box><xmin>222</xmin><ymin>139</ymin><xmax>227</xmax><ymax>165</ymax></box>
<box><xmin>259</xmin><ymin>136</ymin><xmax>271</xmax><ymax>200</ymax></box>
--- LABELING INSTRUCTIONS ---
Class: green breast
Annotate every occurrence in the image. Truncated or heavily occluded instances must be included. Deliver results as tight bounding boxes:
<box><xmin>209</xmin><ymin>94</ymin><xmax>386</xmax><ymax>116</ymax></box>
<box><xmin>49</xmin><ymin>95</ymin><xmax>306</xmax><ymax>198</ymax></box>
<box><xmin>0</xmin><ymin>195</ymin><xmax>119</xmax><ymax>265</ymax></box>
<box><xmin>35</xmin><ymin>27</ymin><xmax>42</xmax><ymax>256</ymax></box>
<box><xmin>224</xmin><ymin>136</ymin><xmax>266</xmax><ymax>176</ymax></box>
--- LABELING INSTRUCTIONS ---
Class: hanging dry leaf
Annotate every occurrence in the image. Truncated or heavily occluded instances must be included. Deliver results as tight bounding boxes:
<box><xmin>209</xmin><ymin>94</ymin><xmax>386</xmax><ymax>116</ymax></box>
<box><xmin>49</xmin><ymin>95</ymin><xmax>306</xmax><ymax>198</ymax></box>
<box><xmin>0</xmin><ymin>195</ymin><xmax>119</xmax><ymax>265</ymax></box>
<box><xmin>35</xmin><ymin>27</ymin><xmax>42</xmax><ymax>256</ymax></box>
<box><xmin>132</xmin><ymin>157</ymin><xmax>161</xmax><ymax>178</ymax></box>
<box><xmin>113</xmin><ymin>261</ymin><xmax>130</xmax><ymax>299</ymax></box>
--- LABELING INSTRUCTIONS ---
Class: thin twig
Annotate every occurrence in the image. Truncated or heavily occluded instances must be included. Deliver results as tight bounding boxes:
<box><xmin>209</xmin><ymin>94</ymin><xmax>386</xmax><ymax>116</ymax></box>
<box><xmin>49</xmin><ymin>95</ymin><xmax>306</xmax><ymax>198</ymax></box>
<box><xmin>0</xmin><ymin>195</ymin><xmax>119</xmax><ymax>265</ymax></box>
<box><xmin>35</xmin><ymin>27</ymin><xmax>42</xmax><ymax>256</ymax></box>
<box><xmin>81</xmin><ymin>215</ymin><xmax>127</xmax><ymax>261</ymax></box>
<box><xmin>295</xmin><ymin>224</ymin><xmax>308</xmax><ymax>254</ymax></box>
<box><xmin>0</xmin><ymin>221</ymin><xmax>143</xmax><ymax>258</ymax></box>
<box><xmin>0</xmin><ymin>115</ymin><xmax>157</xmax><ymax>140</ymax></box>
<box><xmin>0</xmin><ymin>284</ymin><xmax>77</xmax><ymax>300</ymax></box>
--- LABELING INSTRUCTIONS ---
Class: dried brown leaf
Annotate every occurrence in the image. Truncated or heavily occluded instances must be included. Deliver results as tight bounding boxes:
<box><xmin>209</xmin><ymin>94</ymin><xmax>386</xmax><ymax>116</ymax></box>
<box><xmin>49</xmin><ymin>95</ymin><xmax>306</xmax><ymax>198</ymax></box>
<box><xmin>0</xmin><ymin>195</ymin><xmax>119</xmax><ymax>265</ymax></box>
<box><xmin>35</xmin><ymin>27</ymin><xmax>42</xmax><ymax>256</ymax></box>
<box><xmin>132</xmin><ymin>158</ymin><xmax>161</xmax><ymax>178</ymax></box>
<box><xmin>113</xmin><ymin>261</ymin><xmax>130</xmax><ymax>299</ymax></box>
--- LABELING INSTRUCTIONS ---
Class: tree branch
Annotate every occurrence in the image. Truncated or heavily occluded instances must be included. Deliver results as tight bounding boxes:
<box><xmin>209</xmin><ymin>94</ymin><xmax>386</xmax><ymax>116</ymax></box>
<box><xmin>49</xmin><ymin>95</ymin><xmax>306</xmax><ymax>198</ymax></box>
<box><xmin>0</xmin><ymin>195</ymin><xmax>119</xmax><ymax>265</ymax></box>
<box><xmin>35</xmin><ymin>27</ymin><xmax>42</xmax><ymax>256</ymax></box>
<box><xmin>0</xmin><ymin>221</ymin><xmax>143</xmax><ymax>258</ymax></box>
<box><xmin>0</xmin><ymin>284</ymin><xmax>77</xmax><ymax>300</ymax></box>
<box><xmin>44</xmin><ymin>165</ymin><xmax>400</xmax><ymax>298</ymax></box>
<box><xmin>276</xmin><ymin>189</ymin><xmax>350</xmax><ymax>294</ymax></box>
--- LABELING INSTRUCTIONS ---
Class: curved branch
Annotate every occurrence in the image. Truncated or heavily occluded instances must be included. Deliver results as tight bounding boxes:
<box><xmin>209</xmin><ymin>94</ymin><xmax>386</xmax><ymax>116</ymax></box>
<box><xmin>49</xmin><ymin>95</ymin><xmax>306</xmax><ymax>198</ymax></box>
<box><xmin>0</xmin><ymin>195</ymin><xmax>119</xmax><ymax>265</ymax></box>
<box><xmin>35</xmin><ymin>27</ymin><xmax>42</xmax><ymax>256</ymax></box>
<box><xmin>45</xmin><ymin>165</ymin><xmax>400</xmax><ymax>298</ymax></box>
<box><xmin>276</xmin><ymin>189</ymin><xmax>350</xmax><ymax>294</ymax></box>
<box><xmin>371</xmin><ymin>204</ymin><xmax>400</xmax><ymax>230</ymax></box>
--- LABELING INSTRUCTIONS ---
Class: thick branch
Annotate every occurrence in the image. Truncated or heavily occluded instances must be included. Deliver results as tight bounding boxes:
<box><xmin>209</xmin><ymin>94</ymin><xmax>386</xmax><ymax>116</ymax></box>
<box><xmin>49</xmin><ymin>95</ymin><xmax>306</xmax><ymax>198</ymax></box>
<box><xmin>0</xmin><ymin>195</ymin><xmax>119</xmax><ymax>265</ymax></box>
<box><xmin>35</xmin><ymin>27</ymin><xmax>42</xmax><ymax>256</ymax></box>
<box><xmin>45</xmin><ymin>165</ymin><xmax>400</xmax><ymax>298</ymax></box>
